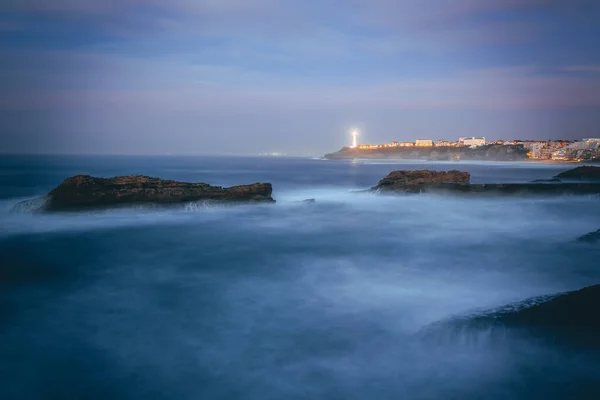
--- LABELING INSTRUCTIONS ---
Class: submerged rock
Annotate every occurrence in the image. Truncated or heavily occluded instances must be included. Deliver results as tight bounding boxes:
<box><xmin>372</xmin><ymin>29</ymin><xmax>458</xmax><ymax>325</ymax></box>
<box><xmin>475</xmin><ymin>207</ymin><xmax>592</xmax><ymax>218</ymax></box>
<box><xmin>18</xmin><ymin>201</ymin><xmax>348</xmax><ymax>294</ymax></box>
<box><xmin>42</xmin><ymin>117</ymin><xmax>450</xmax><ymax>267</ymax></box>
<box><xmin>372</xmin><ymin>169</ymin><xmax>600</xmax><ymax>195</ymax></box>
<box><xmin>555</xmin><ymin>166</ymin><xmax>600</xmax><ymax>180</ymax></box>
<box><xmin>17</xmin><ymin>175</ymin><xmax>275</xmax><ymax>211</ymax></box>
<box><xmin>577</xmin><ymin>229</ymin><xmax>600</xmax><ymax>244</ymax></box>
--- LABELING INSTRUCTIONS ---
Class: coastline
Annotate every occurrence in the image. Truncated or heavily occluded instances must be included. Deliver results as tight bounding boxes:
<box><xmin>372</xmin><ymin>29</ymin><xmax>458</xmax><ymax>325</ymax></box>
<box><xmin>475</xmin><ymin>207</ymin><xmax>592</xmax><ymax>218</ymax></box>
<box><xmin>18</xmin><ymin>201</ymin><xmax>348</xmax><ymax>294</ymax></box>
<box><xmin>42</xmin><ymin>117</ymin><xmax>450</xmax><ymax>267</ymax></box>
<box><xmin>323</xmin><ymin>146</ymin><xmax>592</xmax><ymax>164</ymax></box>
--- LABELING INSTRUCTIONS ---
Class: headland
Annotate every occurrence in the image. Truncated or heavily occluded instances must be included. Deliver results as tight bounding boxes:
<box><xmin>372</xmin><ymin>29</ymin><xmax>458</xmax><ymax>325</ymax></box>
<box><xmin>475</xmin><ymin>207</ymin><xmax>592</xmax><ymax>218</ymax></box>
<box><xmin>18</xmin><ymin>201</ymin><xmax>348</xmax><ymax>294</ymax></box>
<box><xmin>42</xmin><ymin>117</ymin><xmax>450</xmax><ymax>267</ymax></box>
<box><xmin>324</xmin><ymin>135</ymin><xmax>600</xmax><ymax>162</ymax></box>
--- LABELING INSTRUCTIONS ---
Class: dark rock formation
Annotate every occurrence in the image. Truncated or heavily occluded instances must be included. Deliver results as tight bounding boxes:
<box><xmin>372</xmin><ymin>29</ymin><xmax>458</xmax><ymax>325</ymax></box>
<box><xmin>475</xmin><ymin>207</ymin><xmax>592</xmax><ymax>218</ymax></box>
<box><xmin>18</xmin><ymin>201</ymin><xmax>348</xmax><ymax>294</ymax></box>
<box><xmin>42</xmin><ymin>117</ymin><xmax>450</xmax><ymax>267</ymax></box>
<box><xmin>300</xmin><ymin>198</ymin><xmax>316</xmax><ymax>203</ymax></box>
<box><xmin>422</xmin><ymin>284</ymin><xmax>600</xmax><ymax>349</ymax></box>
<box><xmin>555</xmin><ymin>166</ymin><xmax>600</xmax><ymax>180</ymax></box>
<box><xmin>373</xmin><ymin>170</ymin><xmax>471</xmax><ymax>192</ymax></box>
<box><xmin>372</xmin><ymin>169</ymin><xmax>600</xmax><ymax>195</ymax></box>
<box><xmin>18</xmin><ymin>175</ymin><xmax>274</xmax><ymax>211</ymax></box>
<box><xmin>530</xmin><ymin>178</ymin><xmax>561</xmax><ymax>183</ymax></box>
<box><xmin>577</xmin><ymin>229</ymin><xmax>600</xmax><ymax>244</ymax></box>
<box><xmin>496</xmin><ymin>285</ymin><xmax>600</xmax><ymax>334</ymax></box>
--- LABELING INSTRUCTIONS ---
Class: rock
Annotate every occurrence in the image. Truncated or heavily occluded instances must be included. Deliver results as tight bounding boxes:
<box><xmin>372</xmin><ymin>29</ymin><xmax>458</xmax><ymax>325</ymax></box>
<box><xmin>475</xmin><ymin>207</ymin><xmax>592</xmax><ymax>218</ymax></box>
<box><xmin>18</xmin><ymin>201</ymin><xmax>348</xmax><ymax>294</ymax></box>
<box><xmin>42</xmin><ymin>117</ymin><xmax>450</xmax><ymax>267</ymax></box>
<box><xmin>530</xmin><ymin>178</ymin><xmax>561</xmax><ymax>183</ymax></box>
<box><xmin>577</xmin><ymin>229</ymin><xmax>600</xmax><ymax>244</ymax></box>
<box><xmin>372</xmin><ymin>170</ymin><xmax>471</xmax><ymax>192</ymax></box>
<box><xmin>372</xmin><ymin>169</ymin><xmax>600</xmax><ymax>195</ymax></box>
<box><xmin>423</xmin><ymin>284</ymin><xmax>600</xmax><ymax>349</ymax></box>
<box><xmin>496</xmin><ymin>285</ymin><xmax>600</xmax><ymax>342</ymax></box>
<box><xmin>554</xmin><ymin>166</ymin><xmax>600</xmax><ymax>180</ymax></box>
<box><xmin>18</xmin><ymin>175</ymin><xmax>275</xmax><ymax>211</ymax></box>
<box><xmin>301</xmin><ymin>198</ymin><xmax>316</xmax><ymax>203</ymax></box>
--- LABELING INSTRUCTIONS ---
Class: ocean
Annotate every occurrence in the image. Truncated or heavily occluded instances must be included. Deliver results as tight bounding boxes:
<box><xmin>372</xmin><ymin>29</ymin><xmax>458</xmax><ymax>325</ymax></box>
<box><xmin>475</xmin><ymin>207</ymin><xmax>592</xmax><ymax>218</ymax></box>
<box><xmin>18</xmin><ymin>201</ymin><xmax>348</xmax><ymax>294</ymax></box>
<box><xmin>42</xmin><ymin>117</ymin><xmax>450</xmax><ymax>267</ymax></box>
<box><xmin>1</xmin><ymin>155</ymin><xmax>599</xmax><ymax>399</ymax></box>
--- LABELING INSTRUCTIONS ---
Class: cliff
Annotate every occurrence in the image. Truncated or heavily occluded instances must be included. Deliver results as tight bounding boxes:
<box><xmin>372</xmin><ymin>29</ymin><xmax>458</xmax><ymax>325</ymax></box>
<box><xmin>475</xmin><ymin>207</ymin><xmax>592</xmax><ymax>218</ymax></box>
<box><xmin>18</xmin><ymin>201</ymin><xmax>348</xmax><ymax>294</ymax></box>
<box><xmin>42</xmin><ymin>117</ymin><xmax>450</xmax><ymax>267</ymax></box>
<box><xmin>17</xmin><ymin>175</ymin><xmax>274</xmax><ymax>211</ymax></box>
<box><xmin>324</xmin><ymin>144</ymin><xmax>529</xmax><ymax>161</ymax></box>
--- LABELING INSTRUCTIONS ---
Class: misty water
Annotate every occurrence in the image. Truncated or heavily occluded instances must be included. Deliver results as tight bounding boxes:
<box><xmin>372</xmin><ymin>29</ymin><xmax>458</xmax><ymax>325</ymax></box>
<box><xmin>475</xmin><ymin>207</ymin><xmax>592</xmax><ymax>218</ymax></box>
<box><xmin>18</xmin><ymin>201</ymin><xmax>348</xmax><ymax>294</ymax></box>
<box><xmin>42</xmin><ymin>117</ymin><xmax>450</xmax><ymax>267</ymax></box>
<box><xmin>1</xmin><ymin>155</ymin><xmax>600</xmax><ymax>399</ymax></box>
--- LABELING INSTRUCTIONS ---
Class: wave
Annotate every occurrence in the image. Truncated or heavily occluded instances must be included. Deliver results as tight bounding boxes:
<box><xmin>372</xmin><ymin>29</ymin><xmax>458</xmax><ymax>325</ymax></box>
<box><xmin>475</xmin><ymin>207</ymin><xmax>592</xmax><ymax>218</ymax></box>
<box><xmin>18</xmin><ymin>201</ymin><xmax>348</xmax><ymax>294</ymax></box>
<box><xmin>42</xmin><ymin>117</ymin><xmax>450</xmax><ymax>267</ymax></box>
<box><xmin>2</xmin><ymin>188</ymin><xmax>600</xmax><ymax>239</ymax></box>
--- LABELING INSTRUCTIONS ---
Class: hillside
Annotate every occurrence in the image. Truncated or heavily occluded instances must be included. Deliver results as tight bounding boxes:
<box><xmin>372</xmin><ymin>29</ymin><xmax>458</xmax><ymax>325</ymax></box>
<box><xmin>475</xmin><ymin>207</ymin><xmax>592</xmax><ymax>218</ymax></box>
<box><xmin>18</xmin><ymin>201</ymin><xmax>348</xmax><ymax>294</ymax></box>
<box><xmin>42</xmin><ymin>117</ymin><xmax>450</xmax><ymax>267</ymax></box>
<box><xmin>324</xmin><ymin>144</ymin><xmax>529</xmax><ymax>161</ymax></box>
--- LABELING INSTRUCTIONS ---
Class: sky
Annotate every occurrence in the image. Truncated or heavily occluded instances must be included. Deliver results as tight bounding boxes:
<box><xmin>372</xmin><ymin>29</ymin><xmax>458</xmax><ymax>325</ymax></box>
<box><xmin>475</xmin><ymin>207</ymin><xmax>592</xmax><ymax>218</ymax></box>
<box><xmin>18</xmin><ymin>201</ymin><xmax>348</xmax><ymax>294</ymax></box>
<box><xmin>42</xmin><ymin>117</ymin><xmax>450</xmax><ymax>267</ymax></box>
<box><xmin>1</xmin><ymin>0</ymin><xmax>600</xmax><ymax>155</ymax></box>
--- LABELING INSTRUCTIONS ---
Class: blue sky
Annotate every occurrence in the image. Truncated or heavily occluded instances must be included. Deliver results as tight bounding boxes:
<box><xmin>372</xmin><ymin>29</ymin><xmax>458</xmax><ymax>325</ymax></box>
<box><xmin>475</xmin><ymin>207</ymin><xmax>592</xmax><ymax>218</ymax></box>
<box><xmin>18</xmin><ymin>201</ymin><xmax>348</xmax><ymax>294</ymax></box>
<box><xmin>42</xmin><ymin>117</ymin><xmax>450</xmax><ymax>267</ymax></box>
<box><xmin>1</xmin><ymin>0</ymin><xmax>600</xmax><ymax>155</ymax></box>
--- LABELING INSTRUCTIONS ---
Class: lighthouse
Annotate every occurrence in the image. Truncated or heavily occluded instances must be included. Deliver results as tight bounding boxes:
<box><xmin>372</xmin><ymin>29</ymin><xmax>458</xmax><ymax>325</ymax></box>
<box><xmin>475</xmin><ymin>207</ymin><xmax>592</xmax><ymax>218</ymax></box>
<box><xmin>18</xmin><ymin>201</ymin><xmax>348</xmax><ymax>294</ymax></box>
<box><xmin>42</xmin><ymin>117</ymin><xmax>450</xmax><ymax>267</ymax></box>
<box><xmin>351</xmin><ymin>130</ymin><xmax>358</xmax><ymax>148</ymax></box>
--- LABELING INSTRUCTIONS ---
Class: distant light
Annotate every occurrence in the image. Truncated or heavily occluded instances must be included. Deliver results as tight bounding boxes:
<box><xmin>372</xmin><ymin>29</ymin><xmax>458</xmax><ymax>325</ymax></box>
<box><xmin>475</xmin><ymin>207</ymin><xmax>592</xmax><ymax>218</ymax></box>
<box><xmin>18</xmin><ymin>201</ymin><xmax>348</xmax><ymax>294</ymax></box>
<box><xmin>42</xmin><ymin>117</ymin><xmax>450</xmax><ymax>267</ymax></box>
<box><xmin>351</xmin><ymin>129</ymin><xmax>359</xmax><ymax>148</ymax></box>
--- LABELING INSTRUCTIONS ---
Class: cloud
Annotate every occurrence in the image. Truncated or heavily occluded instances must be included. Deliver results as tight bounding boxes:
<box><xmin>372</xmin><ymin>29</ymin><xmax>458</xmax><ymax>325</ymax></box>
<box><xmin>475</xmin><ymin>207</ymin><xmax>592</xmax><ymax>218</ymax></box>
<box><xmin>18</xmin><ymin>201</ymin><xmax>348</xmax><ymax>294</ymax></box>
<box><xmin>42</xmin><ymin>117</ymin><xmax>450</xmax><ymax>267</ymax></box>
<box><xmin>1</xmin><ymin>0</ymin><xmax>600</xmax><ymax>155</ymax></box>
<box><xmin>562</xmin><ymin>65</ymin><xmax>600</xmax><ymax>73</ymax></box>
<box><xmin>2</xmin><ymin>48</ymin><xmax>599</xmax><ymax>113</ymax></box>
<box><xmin>0</xmin><ymin>0</ymin><xmax>567</xmax><ymax>38</ymax></box>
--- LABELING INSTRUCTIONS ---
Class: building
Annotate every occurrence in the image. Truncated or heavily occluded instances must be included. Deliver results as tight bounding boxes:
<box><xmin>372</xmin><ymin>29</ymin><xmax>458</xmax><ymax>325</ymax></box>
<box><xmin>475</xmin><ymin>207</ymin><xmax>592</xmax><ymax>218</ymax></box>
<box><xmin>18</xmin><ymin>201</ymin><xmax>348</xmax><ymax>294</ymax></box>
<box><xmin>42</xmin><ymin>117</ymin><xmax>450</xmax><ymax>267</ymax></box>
<box><xmin>570</xmin><ymin>139</ymin><xmax>599</xmax><ymax>152</ymax></box>
<box><xmin>551</xmin><ymin>139</ymin><xmax>600</xmax><ymax>161</ymax></box>
<box><xmin>459</xmin><ymin>137</ymin><xmax>486</xmax><ymax>147</ymax></box>
<box><xmin>415</xmin><ymin>139</ymin><xmax>433</xmax><ymax>147</ymax></box>
<box><xmin>400</xmin><ymin>142</ymin><xmax>415</xmax><ymax>147</ymax></box>
<box><xmin>435</xmin><ymin>140</ymin><xmax>452</xmax><ymax>147</ymax></box>
<box><xmin>526</xmin><ymin>142</ymin><xmax>546</xmax><ymax>159</ymax></box>
<box><xmin>391</xmin><ymin>141</ymin><xmax>399</xmax><ymax>147</ymax></box>
<box><xmin>552</xmin><ymin>149</ymin><xmax>569</xmax><ymax>161</ymax></box>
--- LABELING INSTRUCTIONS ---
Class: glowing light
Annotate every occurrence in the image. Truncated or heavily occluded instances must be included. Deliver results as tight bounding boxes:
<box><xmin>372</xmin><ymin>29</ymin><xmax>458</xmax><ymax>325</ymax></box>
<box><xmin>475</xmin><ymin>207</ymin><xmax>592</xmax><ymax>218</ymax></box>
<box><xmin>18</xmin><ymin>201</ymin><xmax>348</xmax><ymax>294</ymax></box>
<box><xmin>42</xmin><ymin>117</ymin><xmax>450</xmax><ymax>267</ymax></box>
<box><xmin>351</xmin><ymin>129</ymin><xmax>359</xmax><ymax>148</ymax></box>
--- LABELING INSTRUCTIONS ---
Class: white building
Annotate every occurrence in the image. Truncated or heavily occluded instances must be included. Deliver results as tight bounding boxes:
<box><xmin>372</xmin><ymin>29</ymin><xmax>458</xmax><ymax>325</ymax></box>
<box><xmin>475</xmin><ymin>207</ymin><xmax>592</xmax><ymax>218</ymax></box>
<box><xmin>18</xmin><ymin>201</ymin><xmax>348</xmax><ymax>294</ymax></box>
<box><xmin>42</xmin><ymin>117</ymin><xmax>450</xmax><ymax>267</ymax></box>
<box><xmin>415</xmin><ymin>139</ymin><xmax>433</xmax><ymax>147</ymax></box>
<box><xmin>567</xmin><ymin>140</ymin><xmax>598</xmax><ymax>151</ymax></box>
<box><xmin>528</xmin><ymin>142</ymin><xmax>546</xmax><ymax>159</ymax></box>
<box><xmin>459</xmin><ymin>137</ymin><xmax>486</xmax><ymax>147</ymax></box>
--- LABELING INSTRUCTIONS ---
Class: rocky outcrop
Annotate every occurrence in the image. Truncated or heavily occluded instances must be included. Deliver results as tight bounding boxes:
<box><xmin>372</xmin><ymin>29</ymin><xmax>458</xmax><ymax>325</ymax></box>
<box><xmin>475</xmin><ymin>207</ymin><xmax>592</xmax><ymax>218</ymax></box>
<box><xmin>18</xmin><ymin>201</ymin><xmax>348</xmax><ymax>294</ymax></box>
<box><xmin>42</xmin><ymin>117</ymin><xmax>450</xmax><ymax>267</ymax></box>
<box><xmin>495</xmin><ymin>284</ymin><xmax>600</xmax><ymax>334</ymax></box>
<box><xmin>18</xmin><ymin>175</ymin><xmax>274</xmax><ymax>211</ymax></box>
<box><xmin>577</xmin><ymin>229</ymin><xmax>600</xmax><ymax>244</ymax></box>
<box><xmin>531</xmin><ymin>178</ymin><xmax>561</xmax><ymax>183</ymax></box>
<box><xmin>422</xmin><ymin>284</ymin><xmax>600</xmax><ymax>349</ymax></box>
<box><xmin>372</xmin><ymin>169</ymin><xmax>600</xmax><ymax>195</ymax></box>
<box><xmin>373</xmin><ymin>170</ymin><xmax>471</xmax><ymax>192</ymax></box>
<box><xmin>555</xmin><ymin>166</ymin><xmax>600</xmax><ymax>180</ymax></box>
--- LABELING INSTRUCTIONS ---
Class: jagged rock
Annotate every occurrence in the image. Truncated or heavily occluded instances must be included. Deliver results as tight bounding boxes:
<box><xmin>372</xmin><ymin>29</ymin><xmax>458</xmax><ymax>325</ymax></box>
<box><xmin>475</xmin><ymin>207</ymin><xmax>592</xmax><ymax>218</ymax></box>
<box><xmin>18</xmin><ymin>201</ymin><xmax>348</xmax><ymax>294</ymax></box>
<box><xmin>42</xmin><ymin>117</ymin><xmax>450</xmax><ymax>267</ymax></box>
<box><xmin>16</xmin><ymin>175</ymin><xmax>275</xmax><ymax>211</ymax></box>
<box><xmin>371</xmin><ymin>170</ymin><xmax>600</xmax><ymax>195</ymax></box>
<box><xmin>555</xmin><ymin>166</ymin><xmax>600</xmax><ymax>180</ymax></box>
<box><xmin>577</xmin><ymin>229</ymin><xmax>600</xmax><ymax>244</ymax></box>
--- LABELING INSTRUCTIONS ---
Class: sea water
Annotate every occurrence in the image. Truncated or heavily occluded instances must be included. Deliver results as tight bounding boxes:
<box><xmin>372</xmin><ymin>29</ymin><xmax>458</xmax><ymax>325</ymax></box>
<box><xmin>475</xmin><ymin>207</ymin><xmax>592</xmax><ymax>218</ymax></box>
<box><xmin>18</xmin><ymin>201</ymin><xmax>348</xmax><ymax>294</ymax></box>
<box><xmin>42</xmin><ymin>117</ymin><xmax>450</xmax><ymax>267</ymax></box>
<box><xmin>1</xmin><ymin>155</ymin><xmax>599</xmax><ymax>399</ymax></box>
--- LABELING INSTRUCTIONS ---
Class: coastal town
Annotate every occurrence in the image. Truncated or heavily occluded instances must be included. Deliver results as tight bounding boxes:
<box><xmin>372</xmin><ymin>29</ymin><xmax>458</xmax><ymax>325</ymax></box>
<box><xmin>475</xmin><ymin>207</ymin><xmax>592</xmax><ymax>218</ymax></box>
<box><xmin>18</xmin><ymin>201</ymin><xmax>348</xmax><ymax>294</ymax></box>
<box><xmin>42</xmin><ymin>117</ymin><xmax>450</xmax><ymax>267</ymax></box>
<box><xmin>345</xmin><ymin>130</ymin><xmax>600</xmax><ymax>162</ymax></box>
